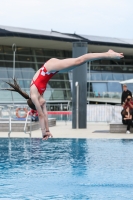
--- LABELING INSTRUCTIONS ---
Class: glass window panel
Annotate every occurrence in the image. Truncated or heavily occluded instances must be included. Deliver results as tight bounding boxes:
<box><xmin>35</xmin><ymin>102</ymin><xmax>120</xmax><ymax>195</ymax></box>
<box><xmin>0</xmin><ymin>61</ymin><xmax>5</xmax><ymax>67</ymax></box>
<box><xmin>36</xmin><ymin>57</ymin><xmax>48</xmax><ymax>63</ymax></box>
<box><xmin>49</xmin><ymin>81</ymin><xmax>66</xmax><ymax>88</ymax></box>
<box><xmin>0</xmin><ymin>69</ymin><xmax>8</xmax><ymax>78</ymax></box>
<box><xmin>38</xmin><ymin>63</ymin><xmax>43</xmax><ymax>69</ymax></box>
<box><xmin>7</xmin><ymin>69</ymin><xmax>22</xmax><ymax>78</ymax></box>
<box><xmin>126</xmin><ymin>84</ymin><xmax>133</xmax><ymax>93</ymax></box>
<box><xmin>92</xmin><ymin>83</ymin><xmax>107</xmax><ymax>93</ymax></box>
<box><xmin>107</xmin><ymin>82</ymin><xmax>122</xmax><ymax>92</ymax></box>
<box><xmin>113</xmin><ymin>73</ymin><xmax>124</xmax><ymax>81</ymax></box>
<box><xmin>91</xmin><ymin>60</ymin><xmax>101</xmax><ymax>64</ymax></box>
<box><xmin>18</xmin><ymin>62</ymin><xmax>35</xmax><ymax>69</ymax></box>
<box><xmin>128</xmin><ymin>68</ymin><xmax>133</xmax><ymax>72</ymax></box>
<box><xmin>35</xmin><ymin>49</ymin><xmax>44</xmax><ymax>56</ymax></box>
<box><xmin>18</xmin><ymin>55</ymin><xmax>34</xmax><ymax>62</ymax></box>
<box><xmin>0</xmin><ymin>91</ymin><xmax>12</xmax><ymax>101</ymax></box>
<box><xmin>64</xmin><ymin>51</ymin><xmax>72</xmax><ymax>58</ymax></box>
<box><xmin>5</xmin><ymin>62</ymin><xmax>19</xmax><ymax>68</ymax></box>
<box><xmin>102</xmin><ymin>73</ymin><xmax>113</xmax><ymax>80</ymax></box>
<box><xmin>0</xmin><ymin>46</ymin><xmax>4</xmax><ymax>53</ymax></box>
<box><xmin>0</xmin><ymin>80</ymin><xmax>10</xmax><ymax>88</ymax></box>
<box><xmin>122</xmin><ymin>67</ymin><xmax>127</xmax><ymax>72</ymax></box>
<box><xmin>23</xmin><ymin>80</ymin><xmax>31</xmax><ymax>88</ymax></box>
<box><xmin>87</xmin><ymin>73</ymin><xmax>91</xmax><ymax>80</ymax></box>
<box><xmin>55</xmin><ymin>50</ymin><xmax>64</xmax><ymax>57</ymax></box>
<box><xmin>91</xmin><ymin>73</ymin><xmax>102</xmax><ymax>80</ymax></box>
<box><xmin>103</xmin><ymin>66</ymin><xmax>113</xmax><ymax>71</ymax></box>
<box><xmin>64</xmin><ymin>81</ymin><xmax>71</xmax><ymax>88</ymax></box>
<box><xmin>17</xmin><ymin>47</ymin><xmax>32</xmax><ymax>55</ymax></box>
<box><xmin>112</xmin><ymin>66</ymin><xmax>123</xmax><ymax>72</ymax></box>
<box><xmin>21</xmin><ymin>67</ymin><xmax>35</xmax><ymax>72</ymax></box>
<box><xmin>0</xmin><ymin>53</ymin><xmax>4</xmax><ymax>60</ymax></box>
<box><xmin>21</xmin><ymin>70</ymin><xmax>35</xmax><ymax>79</ymax></box>
<box><xmin>124</xmin><ymin>74</ymin><xmax>133</xmax><ymax>80</ymax></box>
<box><xmin>16</xmin><ymin>79</ymin><xmax>25</xmax><ymax>88</ymax></box>
<box><xmin>51</xmin><ymin>90</ymin><xmax>64</xmax><ymax>100</ymax></box>
<box><xmin>100</xmin><ymin>60</ymin><xmax>111</xmax><ymax>65</ymax></box>
<box><xmin>12</xmin><ymin>91</ymin><xmax>26</xmax><ymax>102</ymax></box>
<box><xmin>3</xmin><ymin>46</ymin><xmax>12</xmax><ymax>54</ymax></box>
<box><xmin>50</xmin><ymin>73</ymin><xmax>65</xmax><ymax>80</ymax></box>
<box><xmin>3</xmin><ymin>78</ymin><xmax>25</xmax><ymax>89</ymax></box>
<box><xmin>44</xmin><ymin>49</ymin><xmax>56</xmax><ymax>57</ymax></box>
<box><xmin>90</xmin><ymin>65</ymin><xmax>101</xmax><ymax>72</ymax></box>
<box><xmin>4</xmin><ymin>54</ymin><xmax>12</xmax><ymax>60</ymax></box>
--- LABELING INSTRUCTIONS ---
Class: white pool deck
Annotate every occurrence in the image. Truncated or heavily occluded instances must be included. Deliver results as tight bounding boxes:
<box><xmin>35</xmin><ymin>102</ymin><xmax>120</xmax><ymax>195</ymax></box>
<box><xmin>0</xmin><ymin>121</ymin><xmax>133</xmax><ymax>139</ymax></box>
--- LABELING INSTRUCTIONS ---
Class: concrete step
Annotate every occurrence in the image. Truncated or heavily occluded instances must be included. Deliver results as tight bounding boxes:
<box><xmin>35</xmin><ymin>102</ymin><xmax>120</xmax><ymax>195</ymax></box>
<box><xmin>110</xmin><ymin>123</ymin><xmax>133</xmax><ymax>133</ymax></box>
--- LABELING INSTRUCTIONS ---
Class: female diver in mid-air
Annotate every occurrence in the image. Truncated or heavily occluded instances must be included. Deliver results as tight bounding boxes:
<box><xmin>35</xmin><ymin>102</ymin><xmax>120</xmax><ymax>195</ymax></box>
<box><xmin>3</xmin><ymin>50</ymin><xmax>124</xmax><ymax>140</ymax></box>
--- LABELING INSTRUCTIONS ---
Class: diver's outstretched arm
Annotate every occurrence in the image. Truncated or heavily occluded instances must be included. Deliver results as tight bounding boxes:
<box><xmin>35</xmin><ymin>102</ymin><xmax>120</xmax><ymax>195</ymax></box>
<box><xmin>31</xmin><ymin>93</ymin><xmax>52</xmax><ymax>140</ymax></box>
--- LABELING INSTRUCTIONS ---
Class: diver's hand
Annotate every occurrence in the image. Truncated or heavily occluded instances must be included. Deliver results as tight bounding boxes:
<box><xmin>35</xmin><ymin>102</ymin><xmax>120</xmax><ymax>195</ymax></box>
<box><xmin>42</xmin><ymin>131</ymin><xmax>53</xmax><ymax>140</ymax></box>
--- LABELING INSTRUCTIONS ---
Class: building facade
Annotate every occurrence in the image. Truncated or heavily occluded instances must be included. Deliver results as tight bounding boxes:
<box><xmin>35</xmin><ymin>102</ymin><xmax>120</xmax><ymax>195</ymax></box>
<box><xmin>0</xmin><ymin>25</ymin><xmax>133</xmax><ymax>109</ymax></box>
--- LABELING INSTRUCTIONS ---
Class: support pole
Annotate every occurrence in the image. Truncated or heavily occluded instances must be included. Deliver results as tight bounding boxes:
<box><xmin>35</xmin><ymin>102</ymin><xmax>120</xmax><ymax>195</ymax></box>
<box><xmin>72</xmin><ymin>42</ymin><xmax>88</xmax><ymax>129</ymax></box>
<box><xmin>75</xmin><ymin>82</ymin><xmax>79</xmax><ymax>129</ymax></box>
<box><xmin>12</xmin><ymin>44</ymin><xmax>16</xmax><ymax>79</ymax></box>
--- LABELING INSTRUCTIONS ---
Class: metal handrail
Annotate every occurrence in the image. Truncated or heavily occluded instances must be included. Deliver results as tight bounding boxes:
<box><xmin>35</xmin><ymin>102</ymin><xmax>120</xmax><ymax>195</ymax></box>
<box><xmin>5</xmin><ymin>105</ymin><xmax>31</xmax><ymax>138</ymax></box>
<box><xmin>87</xmin><ymin>91</ymin><xmax>121</xmax><ymax>99</ymax></box>
<box><xmin>23</xmin><ymin>111</ymin><xmax>31</xmax><ymax>137</ymax></box>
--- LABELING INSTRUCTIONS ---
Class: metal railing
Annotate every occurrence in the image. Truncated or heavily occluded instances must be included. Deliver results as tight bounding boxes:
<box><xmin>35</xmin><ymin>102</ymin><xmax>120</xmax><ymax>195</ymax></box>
<box><xmin>87</xmin><ymin>92</ymin><xmax>121</xmax><ymax>99</ymax></box>
<box><xmin>0</xmin><ymin>105</ymin><xmax>31</xmax><ymax>137</ymax></box>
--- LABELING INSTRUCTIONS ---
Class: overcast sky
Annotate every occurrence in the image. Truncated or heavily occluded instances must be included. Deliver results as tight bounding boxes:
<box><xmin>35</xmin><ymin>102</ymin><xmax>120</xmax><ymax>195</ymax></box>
<box><xmin>0</xmin><ymin>0</ymin><xmax>132</xmax><ymax>39</ymax></box>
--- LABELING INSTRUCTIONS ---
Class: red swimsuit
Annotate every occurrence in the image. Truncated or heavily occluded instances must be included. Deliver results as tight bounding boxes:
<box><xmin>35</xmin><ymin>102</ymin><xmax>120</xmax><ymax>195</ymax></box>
<box><xmin>31</xmin><ymin>65</ymin><xmax>58</xmax><ymax>95</ymax></box>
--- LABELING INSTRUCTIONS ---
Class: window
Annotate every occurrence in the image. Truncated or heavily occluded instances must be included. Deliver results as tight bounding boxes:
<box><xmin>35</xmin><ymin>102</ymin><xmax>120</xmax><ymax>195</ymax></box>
<box><xmin>90</xmin><ymin>65</ymin><xmax>101</xmax><ymax>71</ymax></box>
<box><xmin>126</xmin><ymin>84</ymin><xmax>133</xmax><ymax>92</ymax></box>
<box><xmin>16</xmin><ymin>47</ymin><xmax>32</xmax><ymax>55</ymax></box>
<box><xmin>107</xmin><ymin>82</ymin><xmax>122</xmax><ymax>92</ymax></box>
<box><xmin>7</xmin><ymin>69</ymin><xmax>22</xmax><ymax>78</ymax></box>
<box><xmin>92</xmin><ymin>83</ymin><xmax>107</xmax><ymax>93</ymax></box>
<box><xmin>0</xmin><ymin>80</ymin><xmax>10</xmax><ymax>88</ymax></box>
<box><xmin>18</xmin><ymin>55</ymin><xmax>34</xmax><ymax>63</ymax></box>
<box><xmin>91</xmin><ymin>73</ymin><xmax>102</xmax><ymax>80</ymax></box>
<box><xmin>36</xmin><ymin>57</ymin><xmax>49</xmax><ymax>63</ymax></box>
<box><xmin>112</xmin><ymin>66</ymin><xmax>123</xmax><ymax>72</ymax></box>
<box><xmin>35</xmin><ymin>49</ymin><xmax>44</xmax><ymax>56</ymax></box>
<box><xmin>24</xmin><ymin>80</ymin><xmax>31</xmax><ymax>88</ymax></box>
<box><xmin>113</xmin><ymin>73</ymin><xmax>124</xmax><ymax>81</ymax></box>
<box><xmin>4</xmin><ymin>54</ymin><xmax>13</xmax><ymax>61</ymax></box>
<box><xmin>0</xmin><ymin>91</ymin><xmax>12</xmax><ymax>101</ymax></box>
<box><xmin>50</xmin><ymin>73</ymin><xmax>65</xmax><ymax>80</ymax></box>
<box><xmin>102</xmin><ymin>73</ymin><xmax>113</xmax><ymax>80</ymax></box>
<box><xmin>124</xmin><ymin>74</ymin><xmax>133</xmax><ymax>80</ymax></box>
<box><xmin>3</xmin><ymin>46</ymin><xmax>12</xmax><ymax>54</ymax></box>
<box><xmin>5</xmin><ymin>62</ymin><xmax>19</xmax><ymax>69</ymax></box>
<box><xmin>0</xmin><ymin>69</ymin><xmax>8</xmax><ymax>78</ymax></box>
<box><xmin>44</xmin><ymin>49</ymin><xmax>56</xmax><ymax>57</ymax></box>
<box><xmin>49</xmin><ymin>81</ymin><xmax>66</xmax><ymax>88</ymax></box>
<box><xmin>21</xmin><ymin>69</ymin><xmax>35</xmax><ymax>79</ymax></box>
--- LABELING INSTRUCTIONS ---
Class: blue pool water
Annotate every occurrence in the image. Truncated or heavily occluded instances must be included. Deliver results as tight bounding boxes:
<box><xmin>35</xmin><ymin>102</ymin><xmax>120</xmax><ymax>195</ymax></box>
<box><xmin>0</xmin><ymin>138</ymin><xmax>133</xmax><ymax>200</ymax></box>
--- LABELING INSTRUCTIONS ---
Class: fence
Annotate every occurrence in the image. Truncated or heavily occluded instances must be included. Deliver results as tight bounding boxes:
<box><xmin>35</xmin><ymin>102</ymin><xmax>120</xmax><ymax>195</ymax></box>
<box><xmin>87</xmin><ymin>105</ymin><xmax>122</xmax><ymax>123</ymax></box>
<box><xmin>47</xmin><ymin>105</ymin><xmax>122</xmax><ymax>123</ymax></box>
<box><xmin>0</xmin><ymin>104</ymin><xmax>123</xmax><ymax>123</ymax></box>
